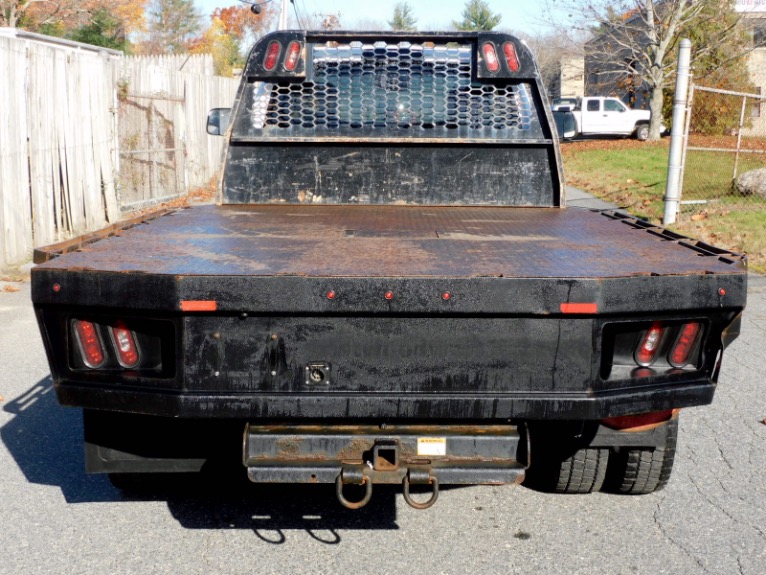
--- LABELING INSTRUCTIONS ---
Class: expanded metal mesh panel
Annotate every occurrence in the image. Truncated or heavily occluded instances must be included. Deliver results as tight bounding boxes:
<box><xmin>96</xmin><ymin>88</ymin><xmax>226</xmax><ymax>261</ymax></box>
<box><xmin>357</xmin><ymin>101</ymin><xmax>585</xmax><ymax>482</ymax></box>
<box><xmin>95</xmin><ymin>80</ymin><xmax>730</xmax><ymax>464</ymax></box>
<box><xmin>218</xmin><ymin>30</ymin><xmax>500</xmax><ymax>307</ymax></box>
<box><xmin>238</xmin><ymin>41</ymin><xmax>540</xmax><ymax>139</ymax></box>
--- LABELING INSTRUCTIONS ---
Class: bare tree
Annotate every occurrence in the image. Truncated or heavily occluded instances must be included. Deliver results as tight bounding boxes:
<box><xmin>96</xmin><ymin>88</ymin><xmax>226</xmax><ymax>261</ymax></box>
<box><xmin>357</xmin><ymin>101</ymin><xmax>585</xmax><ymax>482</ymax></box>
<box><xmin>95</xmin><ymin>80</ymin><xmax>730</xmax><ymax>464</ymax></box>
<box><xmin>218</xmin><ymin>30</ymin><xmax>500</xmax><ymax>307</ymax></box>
<box><xmin>542</xmin><ymin>0</ymin><xmax>755</xmax><ymax>140</ymax></box>
<box><xmin>520</xmin><ymin>29</ymin><xmax>584</xmax><ymax>99</ymax></box>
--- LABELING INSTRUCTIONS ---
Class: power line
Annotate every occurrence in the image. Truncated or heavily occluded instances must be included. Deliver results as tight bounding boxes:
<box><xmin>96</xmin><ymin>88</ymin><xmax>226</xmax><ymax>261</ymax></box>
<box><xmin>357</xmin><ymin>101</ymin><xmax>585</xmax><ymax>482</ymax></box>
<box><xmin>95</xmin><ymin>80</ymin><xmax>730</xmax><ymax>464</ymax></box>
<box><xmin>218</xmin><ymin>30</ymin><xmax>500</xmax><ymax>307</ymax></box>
<box><xmin>291</xmin><ymin>0</ymin><xmax>304</xmax><ymax>29</ymax></box>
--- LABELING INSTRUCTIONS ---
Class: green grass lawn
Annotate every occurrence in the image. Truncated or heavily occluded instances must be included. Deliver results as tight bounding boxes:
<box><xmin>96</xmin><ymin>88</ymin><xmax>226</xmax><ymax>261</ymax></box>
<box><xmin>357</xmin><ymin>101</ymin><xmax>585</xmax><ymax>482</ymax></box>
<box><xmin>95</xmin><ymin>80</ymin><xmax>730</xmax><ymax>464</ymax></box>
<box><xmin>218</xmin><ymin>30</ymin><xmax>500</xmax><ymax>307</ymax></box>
<box><xmin>561</xmin><ymin>139</ymin><xmax>766</xmax><ymax>272</ymax></box>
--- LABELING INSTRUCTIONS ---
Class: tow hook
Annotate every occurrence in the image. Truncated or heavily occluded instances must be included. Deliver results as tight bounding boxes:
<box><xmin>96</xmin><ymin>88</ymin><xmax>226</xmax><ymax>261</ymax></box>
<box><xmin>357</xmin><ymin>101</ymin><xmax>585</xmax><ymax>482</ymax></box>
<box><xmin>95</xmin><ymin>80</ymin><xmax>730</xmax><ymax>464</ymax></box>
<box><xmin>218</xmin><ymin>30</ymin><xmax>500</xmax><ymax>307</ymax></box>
<box><xmin>335</xmin><ymin>465</ymin><xmax>439</xmax><ymax>510</ymax></box>
<box><xmin>402</xmin><ymin>468</ymin><xmax>439</xmax><ymax>510</ymax></box>
<box><xmin>335</xmin><ymin>467</ymin><xmax>373</xmax><ymax>510</ymax></box>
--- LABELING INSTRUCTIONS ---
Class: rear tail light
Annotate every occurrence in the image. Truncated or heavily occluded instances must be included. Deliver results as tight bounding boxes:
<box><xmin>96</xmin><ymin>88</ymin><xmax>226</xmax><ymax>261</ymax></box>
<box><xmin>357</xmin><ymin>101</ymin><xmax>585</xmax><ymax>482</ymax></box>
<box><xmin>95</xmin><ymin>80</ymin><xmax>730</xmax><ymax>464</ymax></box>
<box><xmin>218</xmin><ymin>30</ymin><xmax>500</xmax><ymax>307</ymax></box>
<box><xmin>283</xmin><ymin>40</ymin><xmax>302</xmax><ymax>71</ymax></box>
<box><xmin>263</xmin><ymin>40</ymin><xmax>282</xmax><ymax>71</ymax></box>
<box><xmin>602</xmin><ymin>319</ymin><xmax>707</xmax><ymax>380</ymax></box>
<box><xmin>502</xmin><ymin>42</ymin><xmax>520</xmax><ymax>72</ymax></box>
<box><xmin>69</xmin><ymin>317</ymin><xmax>171</xmax><ymax>375</ymax></box>
<box><xmin>73</xmin><ymin>320</ymin><xmax>105</xmax><ymax>368</ymax></box>
<box><xmin>110</xmin><ymin>322</ymin><xmax>140</xmax><ymax>368</ymax></box>
<box><xmin>635</xmin><ymin>322</ymin><xmax>664</xmax><ymax>366</ymax></box>
<box><xmin>669</xmin><ymin>322</ymin><xmax>702</xmax><ymax>367</ymax></box>
<box><xmin>481</xmin><ymin>42</ymin><xmax>500</xmax><ymax>73</ymax></box>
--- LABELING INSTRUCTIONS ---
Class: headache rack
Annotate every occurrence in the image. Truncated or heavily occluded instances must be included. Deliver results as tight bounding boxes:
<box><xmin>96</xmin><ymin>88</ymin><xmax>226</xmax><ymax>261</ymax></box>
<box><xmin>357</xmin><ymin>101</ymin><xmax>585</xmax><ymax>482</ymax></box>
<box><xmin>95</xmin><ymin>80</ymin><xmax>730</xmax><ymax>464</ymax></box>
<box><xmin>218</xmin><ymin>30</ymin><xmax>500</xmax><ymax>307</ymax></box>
<box><xmin>222</xmin><ymin>31</ymin><xmax>564</xmax><ymax>207</ymax></box>
<box><xmin>231</xmin><ymin>30</ymin><xmax>550</xmax><ymax>143</ymax></box>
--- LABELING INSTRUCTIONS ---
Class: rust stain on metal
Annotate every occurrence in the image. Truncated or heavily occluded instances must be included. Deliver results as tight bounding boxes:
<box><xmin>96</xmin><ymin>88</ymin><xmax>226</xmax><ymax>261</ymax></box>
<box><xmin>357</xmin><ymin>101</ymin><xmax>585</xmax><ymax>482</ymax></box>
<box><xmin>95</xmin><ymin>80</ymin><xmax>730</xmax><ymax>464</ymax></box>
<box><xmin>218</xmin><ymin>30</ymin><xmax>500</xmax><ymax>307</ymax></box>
<box><xmin>34</xmin><ymin>204</ymin><xmax>743</xmax><ymax>279</ymax></box>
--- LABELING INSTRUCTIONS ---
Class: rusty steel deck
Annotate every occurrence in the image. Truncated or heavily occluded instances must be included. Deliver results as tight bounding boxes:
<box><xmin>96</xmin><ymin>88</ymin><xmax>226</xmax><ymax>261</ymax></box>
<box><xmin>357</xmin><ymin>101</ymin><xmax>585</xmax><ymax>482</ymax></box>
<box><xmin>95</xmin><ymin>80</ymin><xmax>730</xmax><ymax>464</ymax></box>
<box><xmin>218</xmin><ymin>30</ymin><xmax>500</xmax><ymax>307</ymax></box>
<box><xmin>35</xmin><ymin>204</ymin><xmax>743</xmax><ymax>279</ymax></box>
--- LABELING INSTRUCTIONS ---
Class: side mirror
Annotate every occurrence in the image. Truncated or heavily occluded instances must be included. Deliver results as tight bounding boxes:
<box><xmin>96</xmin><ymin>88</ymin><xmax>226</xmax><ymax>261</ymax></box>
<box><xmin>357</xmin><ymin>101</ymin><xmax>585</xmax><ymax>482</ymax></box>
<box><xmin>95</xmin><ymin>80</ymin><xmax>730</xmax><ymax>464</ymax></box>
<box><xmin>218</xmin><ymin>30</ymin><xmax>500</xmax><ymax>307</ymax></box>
<box><xmin>553</xmin><ymin>111</ymin><xmax>576</xmax><ymax>140</ymax></box>
<box><xmin>207</xmin><ymin>108</ymin><xmax>231</xmax><ymax>136</ymax></box>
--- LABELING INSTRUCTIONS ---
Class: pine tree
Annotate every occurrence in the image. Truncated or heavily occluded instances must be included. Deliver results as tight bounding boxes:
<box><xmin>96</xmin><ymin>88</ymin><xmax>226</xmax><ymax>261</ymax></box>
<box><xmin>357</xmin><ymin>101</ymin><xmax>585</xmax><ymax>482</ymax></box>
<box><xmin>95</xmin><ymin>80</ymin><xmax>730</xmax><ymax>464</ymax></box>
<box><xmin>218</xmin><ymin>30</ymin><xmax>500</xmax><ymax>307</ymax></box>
<box><xmin>389</xmin><ymin>2</ymin><xmax>417</xmax><ymax>31</ymax></box>
<box><xmin>69</xmin><ymin>9</ymin><xmax>128</xmax><ymax>51</ymax></box>
<box><xmin>145</xmin><ymin>0</ymin><xmax>200</xmax><ymax>54</ymax></box>
<box><xmin>453</xmin><ymin>0</ymin><xmax>501</xmax><ymax>32</ymax></box>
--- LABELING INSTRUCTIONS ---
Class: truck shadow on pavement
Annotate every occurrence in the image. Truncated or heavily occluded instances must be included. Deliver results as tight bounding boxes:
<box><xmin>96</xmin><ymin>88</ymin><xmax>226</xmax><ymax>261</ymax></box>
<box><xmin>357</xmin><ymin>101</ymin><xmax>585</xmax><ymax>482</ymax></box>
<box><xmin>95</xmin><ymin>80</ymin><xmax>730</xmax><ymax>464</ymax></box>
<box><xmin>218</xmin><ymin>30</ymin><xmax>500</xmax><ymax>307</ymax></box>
<box><xmin>2</xmin><ymin>378</ymin><xmax>399</xmax><ymax>539</ymax></box>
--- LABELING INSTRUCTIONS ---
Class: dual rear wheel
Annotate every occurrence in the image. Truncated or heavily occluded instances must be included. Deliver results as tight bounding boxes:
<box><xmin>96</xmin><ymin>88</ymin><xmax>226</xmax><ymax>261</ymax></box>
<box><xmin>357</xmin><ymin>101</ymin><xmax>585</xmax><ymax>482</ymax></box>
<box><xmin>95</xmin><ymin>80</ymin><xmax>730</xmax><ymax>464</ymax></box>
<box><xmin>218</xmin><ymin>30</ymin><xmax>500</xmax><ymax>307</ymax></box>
<box><xmin>524</xmin><ymin>417</ymin><xmax>677</xmax><ymax>495</ymax></box>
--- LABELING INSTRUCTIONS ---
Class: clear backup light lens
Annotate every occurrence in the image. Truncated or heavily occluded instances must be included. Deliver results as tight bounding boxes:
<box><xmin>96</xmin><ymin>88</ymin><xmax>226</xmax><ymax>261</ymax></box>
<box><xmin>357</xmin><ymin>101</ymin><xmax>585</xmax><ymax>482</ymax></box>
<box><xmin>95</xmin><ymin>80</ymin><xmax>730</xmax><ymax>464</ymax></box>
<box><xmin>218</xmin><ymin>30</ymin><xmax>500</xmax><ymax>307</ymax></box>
<box><xmin>635</xmin><ymin>322</ymin><xmax>664</xmax><ymax>366</ymax></box>
<box><xmin>263</xmin><ymin>40</ymin><xmax>282</xmax><ymax>71</ymax></box>
<box><xmin>110</xmin><ymin>322</ymin><xmax>140</xmax><ymax>368</ymax></box>
<box><xmin>283</xmin><ymin>41</ymin><xmax>302</xmax><ymax>71</ymax></box>
<box><xmin>73</xmin><ymin>320</ymin><xmax>105</xmax><ymax>368</ymax></box>
<box><xmin>669</xmin><ymin>322</ymin><xmax>702</xmax><ymax>367</ymax></box>
<box><xmin>502</xmin><ymin>42</ymin><xmax>520</xmax><ymax>72</ymax></box>
<box><xmin>481</xmin><ymin>42</ymin><xmax>500</xmax><ymax>72</ymax></box>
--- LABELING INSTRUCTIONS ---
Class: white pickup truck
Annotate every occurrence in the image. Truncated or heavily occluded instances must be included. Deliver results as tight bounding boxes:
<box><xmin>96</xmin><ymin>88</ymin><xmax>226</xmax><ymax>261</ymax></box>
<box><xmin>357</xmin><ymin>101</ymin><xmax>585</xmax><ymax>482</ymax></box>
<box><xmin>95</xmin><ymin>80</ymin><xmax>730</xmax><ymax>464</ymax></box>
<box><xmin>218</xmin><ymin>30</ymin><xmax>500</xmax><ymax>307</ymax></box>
<box><xmin>553</xmin><ymin>96</ymin><xmax>652</xmax><ymax>140</ymax></box>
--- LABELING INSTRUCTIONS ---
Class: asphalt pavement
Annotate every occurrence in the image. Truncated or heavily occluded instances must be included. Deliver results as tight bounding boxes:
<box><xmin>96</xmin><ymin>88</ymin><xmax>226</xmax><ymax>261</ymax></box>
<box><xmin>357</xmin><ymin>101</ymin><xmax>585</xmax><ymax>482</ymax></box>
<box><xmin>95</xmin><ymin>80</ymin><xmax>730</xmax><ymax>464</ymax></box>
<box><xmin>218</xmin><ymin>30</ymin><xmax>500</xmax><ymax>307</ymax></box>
<box><xmin>1</xmin><ymin>276</ymin><xmax>764</xmax><ymax>575</ymax></box>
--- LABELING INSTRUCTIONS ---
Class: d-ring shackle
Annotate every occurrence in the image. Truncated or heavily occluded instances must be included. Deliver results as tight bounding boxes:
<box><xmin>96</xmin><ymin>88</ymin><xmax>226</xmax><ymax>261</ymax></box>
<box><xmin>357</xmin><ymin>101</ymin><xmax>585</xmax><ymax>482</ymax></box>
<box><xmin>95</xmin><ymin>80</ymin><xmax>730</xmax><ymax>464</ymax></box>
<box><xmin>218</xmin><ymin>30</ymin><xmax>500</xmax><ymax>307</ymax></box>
<box><xmin>402</xmin><ymin>473</ymin><xmax>439</xmax><ymax>510</ymax></box>
<box><xmin>335</xmin><ymin>474</ymin><xmax>373</xmax><ymax>509</ymax></box>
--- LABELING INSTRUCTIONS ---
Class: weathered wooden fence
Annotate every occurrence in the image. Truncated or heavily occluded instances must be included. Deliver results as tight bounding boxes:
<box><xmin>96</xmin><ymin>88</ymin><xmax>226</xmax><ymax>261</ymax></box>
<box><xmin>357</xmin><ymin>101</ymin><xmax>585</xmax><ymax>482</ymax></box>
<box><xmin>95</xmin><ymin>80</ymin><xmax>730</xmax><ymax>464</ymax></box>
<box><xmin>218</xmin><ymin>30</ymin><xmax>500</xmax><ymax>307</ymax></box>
<box><xmin>0</xmin><ymin>31</ymin><xmax>239</xmax><ymax>270</ymax></box>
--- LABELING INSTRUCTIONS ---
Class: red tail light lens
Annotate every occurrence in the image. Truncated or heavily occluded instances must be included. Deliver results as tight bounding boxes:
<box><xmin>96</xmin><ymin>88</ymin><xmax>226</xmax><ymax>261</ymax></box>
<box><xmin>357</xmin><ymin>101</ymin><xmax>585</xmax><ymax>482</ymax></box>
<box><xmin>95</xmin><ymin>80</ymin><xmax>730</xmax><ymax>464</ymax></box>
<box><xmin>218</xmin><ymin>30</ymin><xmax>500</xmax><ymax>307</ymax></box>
<box><xmin>110</xmin><ymin>322</ymin><xmax>140</xmax><ymax>368</ymax></box>
<box><xmin>669</xmin><ymin>322</ymin><xmax>702</xmax><ymax>367</ymax></box>
<box><xmin>73</xmin><ymin>320</ymin><xmax>105</xmax><ymax>368</ymax></box>
<box><xmin>263</xmin><ymin>41</ymin><xmax>282</xmax><ymax>71</ymax></box>
<box><xmin>502</xmin><ymin>42</ymin><xmax>520</xmax><ymax>72</ymax></box>
<box><xmin>481</xmin><ymin>42</ymin><xmax>500</xmax><ymax>73</ymax></box>
<box><xmin>283</xmin><ymin>40</ymin><xmax>302</xmax><ymax>71</ymax></box>
<box><xmin>635</xmin><ymin>322</ymin><xmax>664</xmax><ymax>366</ymax></box>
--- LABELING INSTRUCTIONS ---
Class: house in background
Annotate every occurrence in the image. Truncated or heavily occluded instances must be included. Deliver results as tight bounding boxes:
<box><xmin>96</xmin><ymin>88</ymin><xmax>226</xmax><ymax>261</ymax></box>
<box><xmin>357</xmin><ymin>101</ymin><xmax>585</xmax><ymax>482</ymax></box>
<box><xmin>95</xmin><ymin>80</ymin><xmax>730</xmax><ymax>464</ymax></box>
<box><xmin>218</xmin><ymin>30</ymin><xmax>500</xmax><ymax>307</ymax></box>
<box><xmin>558</xmin><ymin>56</ymin><xmax>584</xmax><ymax>98</ymax></box>
<box><xmin>554</xmin><ymin>1</ymin><xmax>766</xmax><ymax>135</ymax></box>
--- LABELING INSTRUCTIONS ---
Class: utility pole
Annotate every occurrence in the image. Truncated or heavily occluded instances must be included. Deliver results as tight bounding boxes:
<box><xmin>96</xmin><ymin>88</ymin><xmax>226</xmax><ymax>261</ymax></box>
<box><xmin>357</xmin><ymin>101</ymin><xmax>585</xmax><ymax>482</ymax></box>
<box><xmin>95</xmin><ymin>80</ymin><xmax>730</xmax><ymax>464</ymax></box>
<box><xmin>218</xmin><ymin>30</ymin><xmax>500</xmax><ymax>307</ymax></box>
<box><xmin>278</xmin><ymin>0</ymin><xmax>290</xmax><ymax>30</ymax></box>
<box><xmin>663</xmin><ymin>39</ymin><xmax>692</xmax><ymax>226</ymax></box>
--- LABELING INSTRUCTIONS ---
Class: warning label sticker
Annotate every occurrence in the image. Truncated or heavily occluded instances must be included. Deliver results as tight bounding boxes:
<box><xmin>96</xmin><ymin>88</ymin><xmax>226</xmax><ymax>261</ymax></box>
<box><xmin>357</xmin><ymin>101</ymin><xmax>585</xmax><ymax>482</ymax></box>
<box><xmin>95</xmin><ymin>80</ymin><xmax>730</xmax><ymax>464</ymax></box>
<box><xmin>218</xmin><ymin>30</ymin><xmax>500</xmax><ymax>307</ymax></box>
<box><xmin>417</xmin><ymin>437</ymin><xmax>447</xmax><ymax>456</ymax></box>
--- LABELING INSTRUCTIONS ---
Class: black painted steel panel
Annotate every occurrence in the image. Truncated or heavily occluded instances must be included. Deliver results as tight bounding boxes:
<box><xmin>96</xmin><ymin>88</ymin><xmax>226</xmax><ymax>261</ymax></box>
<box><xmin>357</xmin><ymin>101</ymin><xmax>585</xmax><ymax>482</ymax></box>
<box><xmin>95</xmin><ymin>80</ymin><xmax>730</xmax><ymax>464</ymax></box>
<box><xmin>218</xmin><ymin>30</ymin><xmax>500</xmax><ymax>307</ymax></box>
<box><xmin>32</xmin><ymin>204</ymin><xmax>743</xmax><ymax>279</ymax></box>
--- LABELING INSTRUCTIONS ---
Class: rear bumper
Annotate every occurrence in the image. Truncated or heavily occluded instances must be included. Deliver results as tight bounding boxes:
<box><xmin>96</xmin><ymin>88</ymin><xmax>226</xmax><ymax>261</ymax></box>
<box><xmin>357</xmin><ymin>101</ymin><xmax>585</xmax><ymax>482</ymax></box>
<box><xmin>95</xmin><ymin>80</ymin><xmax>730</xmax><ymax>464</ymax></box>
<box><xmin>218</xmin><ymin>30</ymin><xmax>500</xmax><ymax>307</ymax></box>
<box><xmin>244</xmin><ymin>423</ymin><xmax>526</xmax><ymax>485</ymax></box>
<box><xmin>57</xmin><ymin>378</ymin><xmax>715</xmax><ymax>421</ymax></box>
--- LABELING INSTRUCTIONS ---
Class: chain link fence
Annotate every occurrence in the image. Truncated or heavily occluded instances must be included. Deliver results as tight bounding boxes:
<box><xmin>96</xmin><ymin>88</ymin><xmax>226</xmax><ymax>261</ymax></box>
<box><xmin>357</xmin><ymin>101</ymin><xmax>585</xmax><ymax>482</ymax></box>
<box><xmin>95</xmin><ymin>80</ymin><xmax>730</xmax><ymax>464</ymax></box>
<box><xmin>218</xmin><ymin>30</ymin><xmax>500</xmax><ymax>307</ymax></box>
<box><xmin>680</xmin><ymin>85</ymin><xmax>766</xmax><ymax>215</ymax></box>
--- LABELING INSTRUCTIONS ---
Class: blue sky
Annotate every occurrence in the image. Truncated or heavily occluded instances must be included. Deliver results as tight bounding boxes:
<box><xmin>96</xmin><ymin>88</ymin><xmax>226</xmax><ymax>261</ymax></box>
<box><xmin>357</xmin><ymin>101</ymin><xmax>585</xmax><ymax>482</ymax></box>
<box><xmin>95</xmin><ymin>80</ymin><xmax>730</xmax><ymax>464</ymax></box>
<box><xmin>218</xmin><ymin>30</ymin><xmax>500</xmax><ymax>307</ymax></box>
<box><xmin>195</xmin><ymin>0</ymin><xmax>548</xmax><ymax>34</ymax></box>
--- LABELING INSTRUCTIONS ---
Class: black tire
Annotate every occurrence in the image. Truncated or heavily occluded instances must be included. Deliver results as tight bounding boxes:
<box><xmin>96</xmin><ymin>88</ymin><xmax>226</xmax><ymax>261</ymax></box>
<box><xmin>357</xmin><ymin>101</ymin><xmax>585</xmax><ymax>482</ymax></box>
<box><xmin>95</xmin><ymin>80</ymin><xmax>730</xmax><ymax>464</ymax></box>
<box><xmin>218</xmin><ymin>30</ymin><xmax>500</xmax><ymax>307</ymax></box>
<box><xmin>635</xmin><ymin>124</ymin><xmax>650</xmax><ymax>141</ymax></box>
<box><xmin>552</xmin><ymin>447</ymin><xmax>609</xmax><ymax>493</ymax></box>
<box><xmin>524</xmin><ymin>424</ymin><xmax>609</xmax><ymax>494</ymax></box>
<box><xmin>603</xmin><ymin>417</ymin><xmax>678</xmax><ymax>495</ymax></box>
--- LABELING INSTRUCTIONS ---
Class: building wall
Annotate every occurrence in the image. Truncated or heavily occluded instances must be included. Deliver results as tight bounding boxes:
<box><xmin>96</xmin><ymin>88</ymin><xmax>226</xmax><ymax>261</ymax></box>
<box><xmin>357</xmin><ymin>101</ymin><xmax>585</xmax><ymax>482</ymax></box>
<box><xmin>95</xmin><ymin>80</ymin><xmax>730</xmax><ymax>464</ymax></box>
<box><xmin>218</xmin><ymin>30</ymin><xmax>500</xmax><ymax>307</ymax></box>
<box><xmin>559</xmin><ymin>57</ymin><xmax>585</xmax><ymax>97</ymax></box>
<box><xmin>744</xmin><ymin>47</ymin><xmax>766</xmax><ymax>136</ymax></box>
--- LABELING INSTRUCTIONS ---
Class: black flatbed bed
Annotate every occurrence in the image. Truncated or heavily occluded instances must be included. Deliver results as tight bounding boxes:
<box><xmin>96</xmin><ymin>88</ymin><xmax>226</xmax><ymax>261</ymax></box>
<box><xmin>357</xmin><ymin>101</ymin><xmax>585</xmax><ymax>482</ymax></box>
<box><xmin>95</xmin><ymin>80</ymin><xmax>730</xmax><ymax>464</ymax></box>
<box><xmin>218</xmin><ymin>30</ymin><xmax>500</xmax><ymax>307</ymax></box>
<box><xmin>34</xmin><ymin>203</ymin><xmax>743</xmax><ymax>278</ymax></box>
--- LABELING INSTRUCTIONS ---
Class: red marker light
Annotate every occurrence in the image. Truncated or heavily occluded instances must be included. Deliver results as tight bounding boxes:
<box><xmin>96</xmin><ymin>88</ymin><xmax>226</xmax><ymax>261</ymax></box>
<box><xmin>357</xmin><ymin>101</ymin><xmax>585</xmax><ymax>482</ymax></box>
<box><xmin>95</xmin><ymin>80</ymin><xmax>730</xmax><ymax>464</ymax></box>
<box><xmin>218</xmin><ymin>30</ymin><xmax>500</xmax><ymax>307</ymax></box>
<box><xmin>110</xmin><ymin>322</ymin><xmax>140</xmax><ymax>368</ymax></box>
<box><xmin>718</xmin><ymin>287</ymin><xmax>727</xmax><ymax>297</ymax></box>
<box><xmin>52</xmin><ymin>283</ymin><xmax>61</xmax><ymax>293</ymax></box>
<box><xmin>482</xmin><ymin>42</ymin><xmax>500</xmax><ymax>73</ymax></box>
<box><xmin>263</xmin><ymin>40</ymin><xmax>282</xmax><ymax>71</ymax></box>
<box><xmin>327</xmin><ymin>290</ymin><xmax>336</xmax><ymax>300</ymax></box>
<box><xmin>442</xmin><ymin>291</ymin><xmax>451</xmax><ymax>301</ymax></box>
<box><xmin>284</xmin><ymin>40</ymin><xmax>302</xmax><ymax>71</ymax></box>
<box><xmin>502</xmin><ymin>42</ymin><xmax>520</xmax><ymax>72</ymax></box>
<box><xmin>560</xmin><ymin>303</ymin><xmax>598</xmax><ymax>314</ymax></box>
<box><xmin>73</xmin><ymin>320</ymin><xmax>105</xmax><ymax>368</ymax></box>
<box><xmin>180</xmin><ymin>300</ymin><xmax>217</xmax><ymax>312</ymax></box>
<box><xmin>385</xmin><ymin>291</ymin><xmax>394</xmax><ymax>301</ymax></box>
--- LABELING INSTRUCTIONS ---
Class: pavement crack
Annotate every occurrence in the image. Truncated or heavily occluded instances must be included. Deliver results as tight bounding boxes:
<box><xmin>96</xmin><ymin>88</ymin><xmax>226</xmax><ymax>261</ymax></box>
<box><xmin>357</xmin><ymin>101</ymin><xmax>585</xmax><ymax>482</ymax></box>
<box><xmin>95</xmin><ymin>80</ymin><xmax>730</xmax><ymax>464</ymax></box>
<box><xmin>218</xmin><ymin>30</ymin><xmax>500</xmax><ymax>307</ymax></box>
<box><xmin>653</xmin><ymin>496</ymin><xmax>711</xmax><ymax>574</ymax></box>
